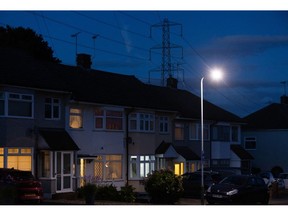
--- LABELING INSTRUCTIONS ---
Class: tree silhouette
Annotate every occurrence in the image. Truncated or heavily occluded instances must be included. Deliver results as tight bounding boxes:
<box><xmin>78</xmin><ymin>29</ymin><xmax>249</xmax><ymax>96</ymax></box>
<box><xmin>0</xmin><ymin>25</ymin><xmax>61</xmax><ymax>63</ymax></box>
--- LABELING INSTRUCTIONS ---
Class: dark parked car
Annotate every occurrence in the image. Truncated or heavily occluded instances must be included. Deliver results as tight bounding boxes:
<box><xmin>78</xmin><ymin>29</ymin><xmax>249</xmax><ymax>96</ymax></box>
<box><xmin>182</xmin><ymin>171</ymin><xmax>232</xmax><ymax>197</ymax></box>
<box><xmin>0</xmin><ymin>168</ymin><xmax>43</xmax><ymax>204</ymax></box>
<box><xmin>205</xmin><ymin>174</ymin><xmax>270</xmax><ymax>205</ymax></box>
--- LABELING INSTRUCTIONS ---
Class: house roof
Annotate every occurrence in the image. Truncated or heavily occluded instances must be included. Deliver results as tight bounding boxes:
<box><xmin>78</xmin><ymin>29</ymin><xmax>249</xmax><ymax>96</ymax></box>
<box><xmin>230</xmin><ymin>144</ymin><xmax>254</xmax><ymax>160</ymax></box>
<box><xmin>243</xmin><ymin>103</ymin><xmax>288</xmax><ymax>130</ymax></box>
<box><xmin>39</xmin><ymin>128</ymin><xmax>80</xmax><ymax>151</ymax></box>
<box><xmin>155</xmin><ymin>141</ymin><xmax>200</xmax><ymax>160</ymax></box>
<box><xmin>0</xmin><ymin>48</ymin><xmax>241</xmax><ymax>122</ymax></box>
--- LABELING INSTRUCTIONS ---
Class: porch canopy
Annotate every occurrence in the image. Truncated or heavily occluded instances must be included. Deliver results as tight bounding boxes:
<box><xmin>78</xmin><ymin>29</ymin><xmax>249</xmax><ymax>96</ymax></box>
<box><xmin>39</xmin><ymin>128</ymin><xmax>80</xmax><ymax>151</ymax></box>
<box><xmin>155</xmin><ymin>141</ymin><xmax>200</xmax><ymax>160</ymax></box>
<box><xmin>230</xmin><ymin>144</ymin><xmax>254</xmax><ymax>160</ymax></box>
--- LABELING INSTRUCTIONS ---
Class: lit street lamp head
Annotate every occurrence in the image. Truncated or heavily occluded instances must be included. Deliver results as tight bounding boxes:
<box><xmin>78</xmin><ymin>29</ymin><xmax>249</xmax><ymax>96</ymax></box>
<box><xmin>210</xmin><ymin>68</ymin><xmax>223</xmax><ymax>82</ymax></box>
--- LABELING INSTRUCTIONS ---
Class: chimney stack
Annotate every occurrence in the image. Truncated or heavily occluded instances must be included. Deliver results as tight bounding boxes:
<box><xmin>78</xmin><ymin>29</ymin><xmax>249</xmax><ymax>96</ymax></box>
<box><xmin>166</xmin><ymin>76</ymin><xmax>178</xmax><ymax>89</ymax></box>
<box><xmin>76</xmin><ymin>53</ymin><xmax>92</xmax><ymax>69</ymax></box>
<box><xmin>281</xmin><ymin>95</ymin><xmax>288</xmax><ymax>105</ymax></box>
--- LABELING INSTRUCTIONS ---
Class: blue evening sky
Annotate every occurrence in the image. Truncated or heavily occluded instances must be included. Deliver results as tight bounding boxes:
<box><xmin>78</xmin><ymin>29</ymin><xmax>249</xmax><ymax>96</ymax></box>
<box><xmin>2</xmin><ymin>1</ymin><xmax>288</xmax><ymax>117</ymax></box>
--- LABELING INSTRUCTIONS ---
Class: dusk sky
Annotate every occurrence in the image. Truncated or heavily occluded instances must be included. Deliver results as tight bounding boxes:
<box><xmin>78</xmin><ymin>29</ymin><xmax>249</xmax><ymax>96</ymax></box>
<box><xmin>2</xmin><ymin>1</ymin><xmax>288</xmax><ymax>118</ymax></box>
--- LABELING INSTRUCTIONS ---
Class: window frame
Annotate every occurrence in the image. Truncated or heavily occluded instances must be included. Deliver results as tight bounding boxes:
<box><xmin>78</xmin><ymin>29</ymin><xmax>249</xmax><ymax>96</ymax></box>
<box><xmin>174</xmin><ymin>122</ymin><xmax>184</xmax><ymax>140</ymax></box>
<box><xmin>69</xmin><ymin>107</ymin><xmax>83</xmax><ymax>129</ymax></box>
<box><xmin>94</xmin><ymin>108</ymin><xmax>123</xmax><ymax>131</ymax></box>
<box><xmin>189</xmin><ymin>122</ymin><xmax>210</xmax><ymax>140</ymax></box>
<box><xmin>0</xmin><ymin>92</ymin><xmax>34</xmax><ymax>118</ymax></box>
<box><xmin>44</xmin><ymin>97</ymin><xmax>61</xmax><ymax>120</ymax></box>
<box><xmin>129</xmin><ymin>112</ymin><xmax>155</xmax><ymax>132</ymax></box>
<box><xmin>129</xmin><ymin>155</ymin><xmax>155</xmax><ymax>179</ymax></box>
<box><xmin>159</xmin><ymin>116</ymin><xmax>169</xmax><ymax>134</ymax></box>
<box><xmin>244</xmin><ymin>137</ymin><xmax>256</xmax><ymax>150</ymax></box>
<box><xmin>212</xmin><ymin>125</ymin><xmax>230</xmax><ymax>141</ymax></box>
<box><xmin>93</xmin><ymin>155</ymin><xmax>123</xmax><ymax>181</ymax></box>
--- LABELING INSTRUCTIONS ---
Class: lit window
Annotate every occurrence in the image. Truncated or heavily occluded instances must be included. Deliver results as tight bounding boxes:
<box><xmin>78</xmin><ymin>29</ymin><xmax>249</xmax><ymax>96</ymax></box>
<box><xmin>94</xmin><ymin>109</ymin><xmax>123</xmax><ymax>130</ymax></box>
<box><xmin>69</xmin><ymin>108</ymin><xmax>83</xmax><ymax>129</ymax></box>
<box><xmin>7</xmin><ymin>147</ymin><xmax>32</xmax><ymax>171</ymax></box>
<box><xmin>45</xmin><ymin>98</ymin><xmax>60</xmax><ymax>119</ymax></box>
<box><xmin>106</xmin><ymin>110</ymin><xmax>123</xmax><ymax>130</ymax></box>
<box><xmin>0</xmin><ymin>148</ymin><xmax>3</xmax><ymax>168</ymax></box>
<box><xmin>140</xmin><ymin>155</ymin><xmax>155</xmax><ymax>178</ymax></box>
<box><xmin>95</xmin><ymin>109</ymin><xmax>104</xmax><ymax>129</ymax></box>
<box><xmin>129</xmin><ymin>156</ymin><xmax>138</xmax><ymax>178</ymax></box>
<box><xmin>93</xmin><ymin>155</ymin><xmax>122</xmax><ymax>180</ymax></box>
<box><xmin>8</xmin><ymin>148</ymin><xmax>19</xmax><ymax>154</ymax></box>
<box><xmin>174</xmin><ymin>123</ymin><xmax>184</xmax><ymax>140</ymax></box>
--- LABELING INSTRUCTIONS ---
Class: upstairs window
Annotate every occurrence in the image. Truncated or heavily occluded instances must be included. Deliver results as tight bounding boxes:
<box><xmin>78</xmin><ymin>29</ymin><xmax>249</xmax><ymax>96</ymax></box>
<box><xmin>190</xmin><ymin>123</ymin><xmax>209</xmax><ymax>140</ymax></box>
<box><xmin>0</xmin><ymin>92</ymin><xmax>4</xmax><ymax>116</ymax></box>
<box><xmin>212</xmin><ymin>125</ymin><xmax>230</xmax><ymax>141</ymax></box>
<box><xmin>129</xmin><ymin>113</ymin><xmax>155</xmax><ymax>132</ymax></box>
<box><xmin>69</xmin><ymin>108</ymin><xmax>83</xmax><ymax>129</ymax></box>
<box><xmin>45</xmin><ymin>98</ymin><xmax>60</xmax><ymax>120</ymax></box>
<box><xmin>174</xmin><ymin>122</ymin><xmax>184</xmax><ymax>140</ymax></box>
<box><xmin>94</xmin><ymin>109</ymin><xmax>123</xmax><ymax>130</ymax></box>
<box><xmin>231</xmin><ymin>126</ymin><xmax>239</xmax><ymax>142</ymax></box>
<box><xmin>159</xmin><ymin>116</ymin><xmax>169</xmax><ymax>133</ymax></box>
<box><xmin>245</xmin><ymin>137</ymin><xmax>256</xmax><ymax>150</ymax></box>
<box><xmin>7</xmin><ymin>93</ymin><xmax>33</xmax><ymax>118</ymax></box>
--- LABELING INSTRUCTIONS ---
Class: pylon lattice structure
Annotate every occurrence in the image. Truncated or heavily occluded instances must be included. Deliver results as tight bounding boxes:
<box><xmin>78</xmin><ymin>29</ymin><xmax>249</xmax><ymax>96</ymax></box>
<box><xmin>149</xmin><ymin>18</ymin><xmax>183</xmax><ymax>86</ymax></box>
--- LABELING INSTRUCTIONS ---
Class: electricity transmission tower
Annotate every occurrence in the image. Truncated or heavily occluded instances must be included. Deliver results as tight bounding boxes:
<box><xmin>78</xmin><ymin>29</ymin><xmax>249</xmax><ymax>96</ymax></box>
<box><xmin>149</xmin><ymin>18</ymin><xmax>184</xmax><ymax>86</ymax></box>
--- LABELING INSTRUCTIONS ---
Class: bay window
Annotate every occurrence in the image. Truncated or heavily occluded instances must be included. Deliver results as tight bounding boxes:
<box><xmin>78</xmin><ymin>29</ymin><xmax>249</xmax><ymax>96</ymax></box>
<box><xmin>129</xmin><ymin>155</ymin><xmax>155</xmax><ymax>179</ymax></box>
<box><xmin>129</xmin><ymin>113</ymin><xmax>155</xmax><ymax>132</ymax></box>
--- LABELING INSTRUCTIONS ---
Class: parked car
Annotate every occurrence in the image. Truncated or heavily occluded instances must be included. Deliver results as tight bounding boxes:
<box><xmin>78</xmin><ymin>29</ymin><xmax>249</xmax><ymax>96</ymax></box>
<box><xmin>259</xmin><ymin>171</ymin><xmax>285</xmax><ymax>190</ymax></box>
<box><xmin>205</xmin><ymin>174</ymin><xmax>270</xmax><ymax>205</ymax></box>
<box><xmin>0</xmin><ymin>168</ymin><xmax>43</xmax><ymax>204</ymax></box>
<box><xmin>279</xmin><ymin>173</ymin><xmax>288</xmax><ymax>189</ymax></box>
<box><xmin>182</xmin><ymin>171</ymin><xmax>233</xmax><ymax>197</ymax></box>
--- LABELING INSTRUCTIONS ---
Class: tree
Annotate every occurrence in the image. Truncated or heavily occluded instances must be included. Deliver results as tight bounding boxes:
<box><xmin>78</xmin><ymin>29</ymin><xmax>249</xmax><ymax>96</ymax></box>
<box><xmin>0</xmin><ymin>25</ymin><xmax>61</xmax><ymax>63</ymax></box>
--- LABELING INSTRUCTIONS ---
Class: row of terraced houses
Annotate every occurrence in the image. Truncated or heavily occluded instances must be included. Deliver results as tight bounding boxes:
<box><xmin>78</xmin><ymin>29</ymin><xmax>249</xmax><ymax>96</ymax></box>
<box><xmin>2</xmin><ymin>47</ymin><xmax>285</xmax><ymax>199</ymax></box>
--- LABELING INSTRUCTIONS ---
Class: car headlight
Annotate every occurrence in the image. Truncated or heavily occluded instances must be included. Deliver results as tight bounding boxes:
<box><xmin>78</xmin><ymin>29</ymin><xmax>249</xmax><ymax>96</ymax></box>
<box><xmin>226</xmin><ymin>189</ymin><xmax>238</xmax><ymax>196</ymax></box>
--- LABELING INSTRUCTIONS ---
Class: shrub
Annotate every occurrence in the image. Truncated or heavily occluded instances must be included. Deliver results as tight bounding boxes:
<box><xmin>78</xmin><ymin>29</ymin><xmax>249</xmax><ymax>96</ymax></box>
<box><xmin>95</xmin><ymin>184</ymin><xmax>120</xmax><ymax>201</ymax></box>
<box><xmin>143</xmin><ymin>169</ymin><xmax>183</xmax><ymax>204</ymax></box>
<box><xmin>119</xmin><ymin>184</ymin><xmax>136</xmax><ymax>203</ymax></box>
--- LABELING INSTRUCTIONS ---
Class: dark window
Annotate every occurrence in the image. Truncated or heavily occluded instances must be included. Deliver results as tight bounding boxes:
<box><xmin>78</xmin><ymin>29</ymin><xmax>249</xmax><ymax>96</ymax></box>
<box><xmin>245</xmin><ymin>137</ymin><xmax>256</xmax><ymax>150</ymax></box>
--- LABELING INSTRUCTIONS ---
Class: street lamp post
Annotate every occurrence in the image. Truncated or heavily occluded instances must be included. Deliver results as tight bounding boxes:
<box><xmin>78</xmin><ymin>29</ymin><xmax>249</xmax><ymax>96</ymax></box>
<box><xmin>200</xmin><ymin>77</ymin><xmax>205</xmax><ymax>205</ymax></box>
<box><xmin>200</xmin><ymin>68</ymin><xmax>223</xmax><ymax>205</ymax></box>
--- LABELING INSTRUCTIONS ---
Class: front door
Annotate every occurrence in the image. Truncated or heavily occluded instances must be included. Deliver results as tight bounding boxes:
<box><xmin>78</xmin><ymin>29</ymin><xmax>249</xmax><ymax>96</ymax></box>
<box><xmin>174</xmin><ymin>162</ymin><xmax>184</xmax><ymax>176</ymax></box>
<box><xmin>55</xmin><ymin>152</ymin><xmax>73</xmax><ymax>192</ymax></box>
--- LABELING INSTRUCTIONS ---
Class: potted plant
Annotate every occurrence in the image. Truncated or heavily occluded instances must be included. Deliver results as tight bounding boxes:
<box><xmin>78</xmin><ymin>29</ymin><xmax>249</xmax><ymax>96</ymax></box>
<box><xmin>82</xmin><ymin>183</ymin><xmax>97</xmax><ymax>204</ymax></box>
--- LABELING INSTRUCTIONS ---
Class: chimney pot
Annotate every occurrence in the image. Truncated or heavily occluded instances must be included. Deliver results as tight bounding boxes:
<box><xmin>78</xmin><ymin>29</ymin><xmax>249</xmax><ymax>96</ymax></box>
<box><xmin>76</xmin><ymin>53</ymin><xmax>92</xmax><ymax>69</ymax></box>
<box><xmin>280</xmin><ymin>95</ymin><xmax>288</xmax><ymax>104</ymax></box>
<box><xmin>166</xmin><ymin>76</ymin><xmax>178</xmax><ymax>89</ymax></box>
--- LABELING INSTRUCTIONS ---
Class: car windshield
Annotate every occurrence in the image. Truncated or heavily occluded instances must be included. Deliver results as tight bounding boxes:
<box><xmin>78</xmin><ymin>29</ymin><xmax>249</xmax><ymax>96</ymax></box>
<box><xmin>220</xmin><ymin>175</ymin><xmax>248</xmax><ymax>186</ymax></box>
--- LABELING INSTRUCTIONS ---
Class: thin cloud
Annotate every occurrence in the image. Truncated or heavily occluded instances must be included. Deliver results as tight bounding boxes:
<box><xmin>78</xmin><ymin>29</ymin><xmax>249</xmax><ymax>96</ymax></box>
<box><xmin>200</xmin><ymin>35</ymin><xmax>288</xmax><ymax>58</ymax></box>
